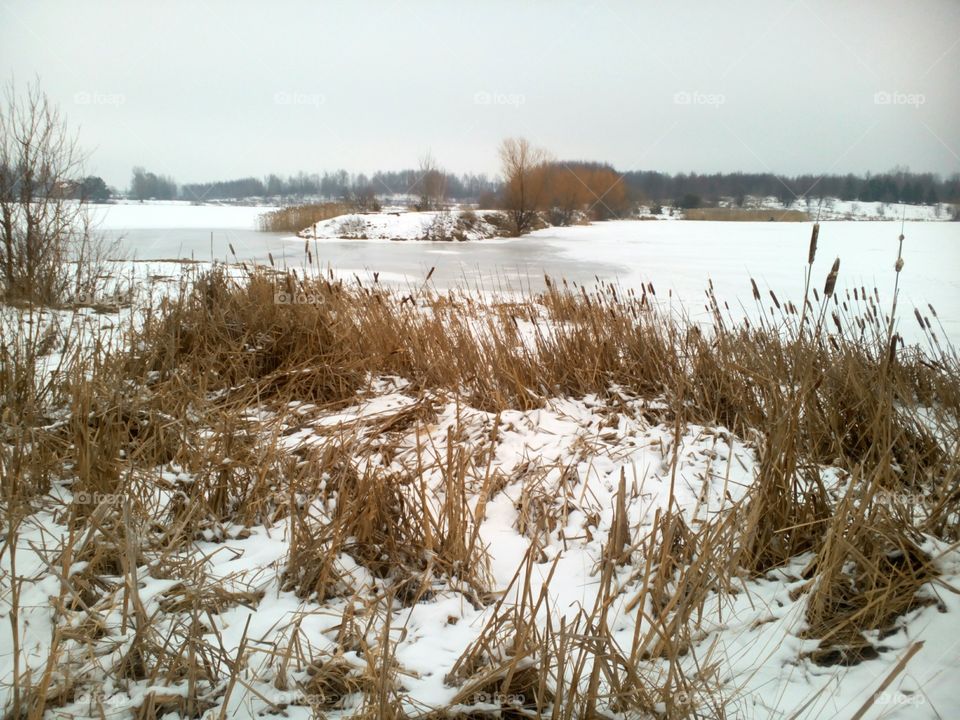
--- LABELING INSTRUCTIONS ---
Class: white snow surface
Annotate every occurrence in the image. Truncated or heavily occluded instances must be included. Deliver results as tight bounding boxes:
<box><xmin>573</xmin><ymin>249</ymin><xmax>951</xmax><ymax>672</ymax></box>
<box><xmin>90</xmin><ymin>201</ymin><xmax>275</xmax><ymax>230</ymax></box>
<box><xmin>302</xmin><ymin>210</ymin><xmax>502</xmax><ymax>241</ymax></box>
<box><xmin>2</xmin><ymin>383</ymin><xmax>958</xmax><ymax>719</ymax></box>
<box><xmin>531</xmin><ymin>219</ymin><xmax>960</xmax><ymax>345</ymax></box>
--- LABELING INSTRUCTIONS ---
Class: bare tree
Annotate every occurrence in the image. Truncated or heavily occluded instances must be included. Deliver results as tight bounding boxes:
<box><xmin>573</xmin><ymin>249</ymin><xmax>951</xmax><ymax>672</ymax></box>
<box><xmin>0</xmin><ymin>80</ymin><xmax>113</xmax><ymax>304</ymax></box>
<box><xmin>499</xmin><ymin>137</ymin><xmax>548</xmax><ymax>235</ymax></box>
<box><xmin>417</xmin><ymin>151</ymin><xmax>446</xmax><ymax>211</ymax></box>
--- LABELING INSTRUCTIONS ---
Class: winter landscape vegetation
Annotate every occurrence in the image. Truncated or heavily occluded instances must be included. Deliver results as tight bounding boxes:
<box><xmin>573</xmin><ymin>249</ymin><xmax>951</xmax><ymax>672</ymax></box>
<box><xmin>2</xmin><ymin>2</ymin><xmax>960</xmax><ymax>719</ymax></box>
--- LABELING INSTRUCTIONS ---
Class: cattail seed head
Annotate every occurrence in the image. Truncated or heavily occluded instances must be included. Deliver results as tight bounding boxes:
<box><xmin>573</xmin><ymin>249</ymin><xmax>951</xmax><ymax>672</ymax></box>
<box><xmin>914</xmin><ymin>308</ymin><xmax>925</xmax><ymax>329</ymax></box>
<box><xmin>895</xmin><ymin>257</ymin><xmax>904</xmax><ymax>273</ymax></box>
<box><xmin>750</xmin><ymin>278</ymin><xmax>760</xmax><ymax>301</ymax></box>
<box><xmin>823</xmin><ymin>258</ymin><xmax>840</xmax><ymax>297</ymax></box>
<box><xmin>808</xmin><ymin>223</ymin><xmax>819</xmax><ymax>265</ymax></box>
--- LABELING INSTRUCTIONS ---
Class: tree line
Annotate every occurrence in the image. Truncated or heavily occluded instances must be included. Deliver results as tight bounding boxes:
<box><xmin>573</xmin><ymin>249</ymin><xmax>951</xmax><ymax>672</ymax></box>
<box><xmin>620</xmin><ymin>168</ymin><xmax>957</xmax><ymax>208</ymax></box>
<box><xmin>124</xmin><ymin>162</ymin><xmax>959</xmax><ymax>212</ymax></box>
<box><xmin>134</xmin><ymin>167</ymin><xmax>500</xmax><ymax>204</ymax></box>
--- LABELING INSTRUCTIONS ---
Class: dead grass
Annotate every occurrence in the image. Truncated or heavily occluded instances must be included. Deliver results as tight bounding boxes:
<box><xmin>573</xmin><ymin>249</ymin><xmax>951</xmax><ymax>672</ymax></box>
<box><xmin>1</xmin><ymin>221</ymin><xmax>958</xmax><ymax>717</ymax></box>
<box><xmin>683</xmin><ymin>208</ymin><xmax>810</xmax><ymax>221</ymax></box>
<box><xmin>257</xmin><ymin>202</ymin><xmax>355</xmax><ymax>233</ymax></box>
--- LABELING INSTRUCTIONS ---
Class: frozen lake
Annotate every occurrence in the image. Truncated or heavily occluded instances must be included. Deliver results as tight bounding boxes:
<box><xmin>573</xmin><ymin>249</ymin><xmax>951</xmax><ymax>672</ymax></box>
<box><xmin>95</xmin><ymin>203</ymin><xmax>960</xmax><ymax>346</ymax></box>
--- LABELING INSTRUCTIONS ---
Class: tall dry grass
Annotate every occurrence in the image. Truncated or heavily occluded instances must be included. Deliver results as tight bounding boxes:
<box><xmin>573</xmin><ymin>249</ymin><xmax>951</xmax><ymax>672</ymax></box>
<box><xmin>1</xmin><ymin>223</ymin><xmax>958</xmax><ymax>717</ymax></box>
<box><xmin>257</xmin><ymin>202</ymin><xmax>355</xmax><ymax>233</ymax></box>
<box><xmin>683</xmin><ymin>208</ymin><xmax>810</xmax><ymax>221</ymax></box>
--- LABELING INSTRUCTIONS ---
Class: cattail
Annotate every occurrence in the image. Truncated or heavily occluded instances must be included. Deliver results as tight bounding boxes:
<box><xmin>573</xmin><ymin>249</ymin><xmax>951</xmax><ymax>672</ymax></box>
<box><xmin>808</xmin><ymin>222</ymin><xmax>819</xmax><ymax>264</ymax></box>
<box><xmin>914</xmin><ymin>308</ymin><xmax>925</xmax><ymax>329</ymax></box>
<box><xmin>268</xmin><ymin>252</ymin><xmax>275</xmax><ymax>267</ymax></box>
<box><xmin>813</xmin><ymin>288</ymin><xmax>820</xmax><ymax>302</ymax></box>
<box><xmin>769</xmin><ymin>290</ymin><xmax>781</xmax><ymax>309</ymax></box>
<box><xmin>229</xmin><ymin>243</ymin><xmax>237</xmax><ymax>259</ymax></box>
<box><xmin>888</xmin><ymin>333</ymin><xmax>899</xmax><ymax>365</ymax></box>
<box><xmin>895</xmin><ymin>257</ymin><xmax>904</xmax><ymax>273</ymax></box>
<box><xmin>928</xmin><ymin>303</ymin><xmax>937</xmax><ymax>318</ymax></box>
<box><xmin>823</xmin><ymin>258</ymin><xmax>840</xmax><ymax>297</ymax></box>
<box><xmin>832</xmin><ymin>311</ymin><xmax>842</xmax><ymax>333</ymax></box>
<box><xmin>750</xmin><ymin>278</ymin><xmax>760</xmax><ymax>301</ymax></box>
<box><xmin>426</xmin><ymin>266</ymin><xmax>435</xmax><ymax>282</ymax></box>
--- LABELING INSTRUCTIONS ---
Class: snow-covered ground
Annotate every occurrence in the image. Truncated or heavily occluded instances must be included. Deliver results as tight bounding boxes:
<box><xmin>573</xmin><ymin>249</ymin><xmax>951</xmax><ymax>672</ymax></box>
<box><xmin>81</xmin><ymin>203</ymin><xmax>960</xmax><ymax>346</ymax></box>
<box><xmin>532</xmin><ymin>219</ymin><xmax>960</xmax><ymax>346</ymax></box>
<box><xmin>301</xmin><ymin>210</ymin><xmax>502</xmax><ymax>242</ymax></box>
<box><xmin>723</xmin><ymin>196</ymin><xmax>955</xmax><ymax>222</ymax></box>
<box><xmin>3</xmin><ymin>208</ymin><xmax>959</xmax><ymax>715</ymax></box>
<box><xmin>804</xmin><ymin>199</ymin><xmax>953</xmax><ymax>221</ymax></box>
<box><xmin>3</xmin><ymin>383</ymin><xmax>958</xmax><ymax>719</ymax></box>
<box><xmin>90</xmin><ymin>201</ymin><xmax>276</xmax><ymax>230</ymax></box>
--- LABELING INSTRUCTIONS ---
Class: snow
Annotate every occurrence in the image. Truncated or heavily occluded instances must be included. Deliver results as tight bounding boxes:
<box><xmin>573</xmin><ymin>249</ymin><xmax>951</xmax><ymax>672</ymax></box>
<box><xmin>89</xmin><ymin>201</ymin><xmax>275</xmax><ymax>230</ymax></box>
<box><xmin>531</xmin><ymin>219</ymin><xmax>960</xmax><ymax>345</ymax></box>
<box><xmin>302</xmin><ymin>210</ymin><xmax>501</xmax><ymax>242</ymax></box>
<box><xmin>5</xmin><ymin>202</ymin><xmax>959</xmax><ymax>717</ymax></box>
<box><xmin>4</xmin><ymin>388</ymin><xmax>956</xmax><ymax>718</ymax></box>
<box><xmin>725</xmin><ymin>196</ymin><xmax>955</xmax><ymax>222</ymax></box>
<box><xmin>82</xmin><ymin>203</ymin><xmax>960</xmax><ymax>348</ymax></box>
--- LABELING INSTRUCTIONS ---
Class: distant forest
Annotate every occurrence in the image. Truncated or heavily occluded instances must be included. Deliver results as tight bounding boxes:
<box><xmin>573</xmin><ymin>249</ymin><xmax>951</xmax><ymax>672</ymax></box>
<box><xmin>124</xmin><ymin>165</ymin><xmax>960</xmax><ymax>207</ymax></box>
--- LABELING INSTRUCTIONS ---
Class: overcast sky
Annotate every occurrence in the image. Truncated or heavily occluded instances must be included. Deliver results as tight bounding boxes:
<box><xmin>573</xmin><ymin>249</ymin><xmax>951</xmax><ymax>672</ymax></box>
<box><xmin>2</xmin><ymin>0</ymin><xmax>958</xmax><ymax>189</ymax></box>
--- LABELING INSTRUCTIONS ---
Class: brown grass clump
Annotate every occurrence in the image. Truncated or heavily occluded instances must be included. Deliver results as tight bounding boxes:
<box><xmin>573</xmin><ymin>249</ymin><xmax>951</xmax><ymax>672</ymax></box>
<box><xmin>257</xmin><ymin>202</ymin><xmax>355</xmax><ymax>233</ymax></box>
<box><xmin>683</xmin><ymin>208</ymin><xmax>810</xmax><ymax>221</ymax></box>
<box><xmin>284</xmin><ymin>427</ymin><xmax>493</xmax><ymax>606</ymax></box>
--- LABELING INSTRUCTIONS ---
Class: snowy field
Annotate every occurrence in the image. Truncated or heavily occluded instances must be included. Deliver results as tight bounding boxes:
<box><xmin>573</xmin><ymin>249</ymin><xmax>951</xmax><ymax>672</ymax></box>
<box><xmin>3</xmin><ymin>202</ymin><xmax>959</xmax><ymax>718</ymax></box>
<box><xmin>94</xmin><ymin>204</ymin><xmax>960</xmax><ymax>346</ymax></box>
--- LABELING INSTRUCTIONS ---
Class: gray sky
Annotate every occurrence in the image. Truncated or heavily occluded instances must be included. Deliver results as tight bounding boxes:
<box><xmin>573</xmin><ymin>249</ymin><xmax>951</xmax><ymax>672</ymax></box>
<box><xmin>2</xmin><ymin>0</ymin><xmax>958</xmax><ymax>189</ymax></box>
